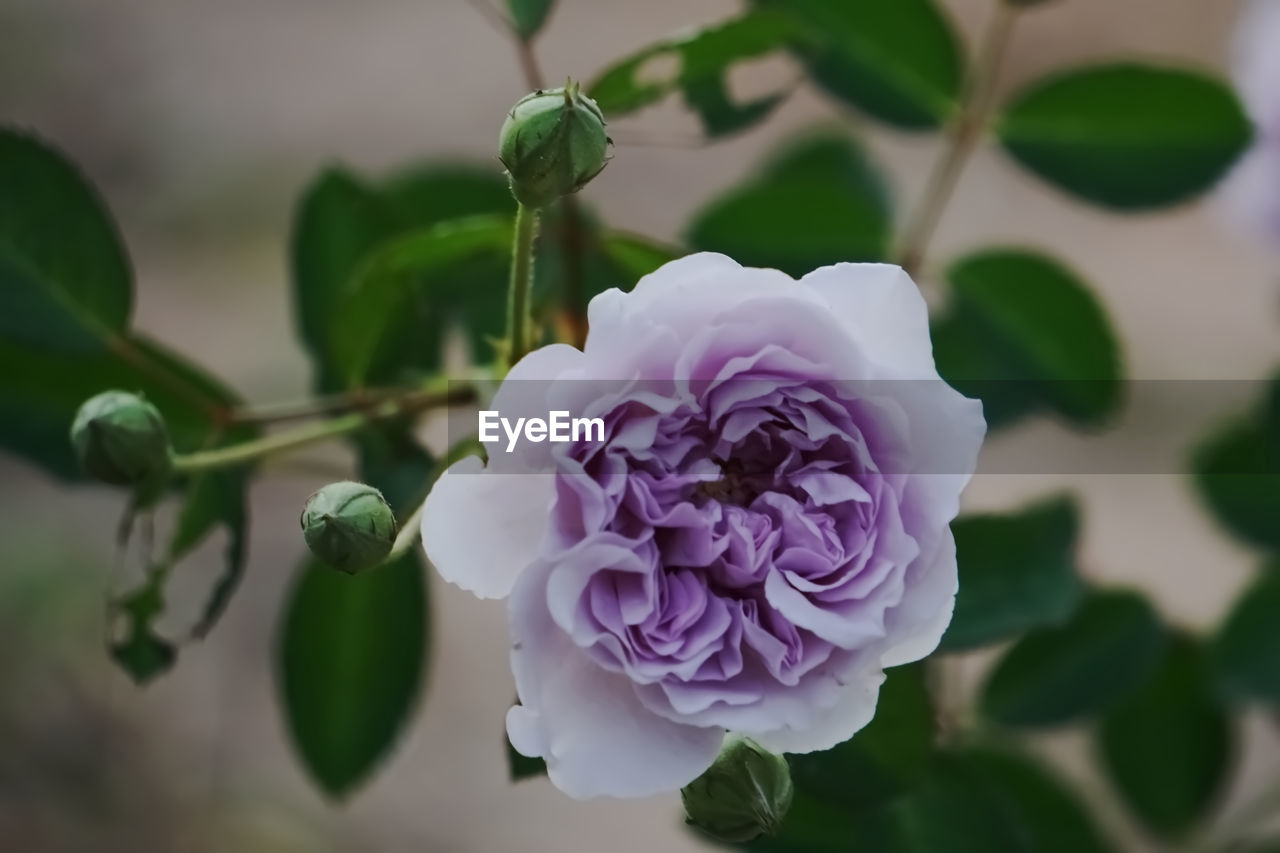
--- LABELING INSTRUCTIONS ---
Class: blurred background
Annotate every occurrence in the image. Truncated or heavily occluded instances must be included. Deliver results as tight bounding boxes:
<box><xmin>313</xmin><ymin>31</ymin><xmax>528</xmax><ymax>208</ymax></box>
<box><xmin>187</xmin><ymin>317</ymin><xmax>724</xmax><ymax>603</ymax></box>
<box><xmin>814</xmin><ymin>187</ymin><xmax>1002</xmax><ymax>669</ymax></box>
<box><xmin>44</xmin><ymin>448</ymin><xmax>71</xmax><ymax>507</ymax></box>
<box><xmin>1</xmin><ymin>0</ymin><xmax>1276</xmax><ymax>850</ymax></box>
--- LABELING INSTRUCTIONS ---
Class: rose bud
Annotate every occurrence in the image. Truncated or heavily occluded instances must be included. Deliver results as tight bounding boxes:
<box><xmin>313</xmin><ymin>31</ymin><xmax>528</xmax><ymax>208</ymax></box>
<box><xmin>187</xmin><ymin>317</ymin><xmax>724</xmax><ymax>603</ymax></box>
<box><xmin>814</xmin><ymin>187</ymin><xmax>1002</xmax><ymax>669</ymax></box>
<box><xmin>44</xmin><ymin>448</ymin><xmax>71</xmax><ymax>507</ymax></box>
<box><xmin>300</xmin><ymin>481</ymin><xmax>397</xmax><ymax>574</ymax></box>
<box><xmin>70</xmin><ymin>390</ymin><xmax>173</xmax><ymax>486</ymax></box>
<box><xmin>681</xmin><ymin>737</ymin><xmax>794</xmax><ymax>843</ymax></box>
<box><xmin>498</xmin><ymin>82</ymin><xmax>610</xmax><ymax>209</ymax></box>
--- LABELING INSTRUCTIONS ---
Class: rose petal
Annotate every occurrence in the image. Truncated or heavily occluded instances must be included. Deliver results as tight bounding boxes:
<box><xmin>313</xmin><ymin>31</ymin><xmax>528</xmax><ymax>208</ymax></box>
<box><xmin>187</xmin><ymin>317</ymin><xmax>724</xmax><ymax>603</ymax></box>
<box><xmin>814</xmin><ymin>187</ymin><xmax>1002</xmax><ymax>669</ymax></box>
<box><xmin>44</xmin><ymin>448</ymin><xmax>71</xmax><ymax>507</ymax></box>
<box><xmin>508</xmin><ymin>561</ymin><xmax>724</xmax><ymax>798</ymax></box>
<box><xmin>881</xmin><ymin>526</ymin><xmax>958</xmax><ymax>667</ymax></box>
<box><xmin>747</xmin><ymin>664</ymin><xmax>886</xmax><ymax>754</ymax></box>
<box><xmin>420</xmin><ymin>456</ymin><xmax>554</xmax><ymax>600</ymax></box>
<box><xmin>802</xmin><ymin>263</ymin><xmax>936</xmax><ymax>378</ymax></box>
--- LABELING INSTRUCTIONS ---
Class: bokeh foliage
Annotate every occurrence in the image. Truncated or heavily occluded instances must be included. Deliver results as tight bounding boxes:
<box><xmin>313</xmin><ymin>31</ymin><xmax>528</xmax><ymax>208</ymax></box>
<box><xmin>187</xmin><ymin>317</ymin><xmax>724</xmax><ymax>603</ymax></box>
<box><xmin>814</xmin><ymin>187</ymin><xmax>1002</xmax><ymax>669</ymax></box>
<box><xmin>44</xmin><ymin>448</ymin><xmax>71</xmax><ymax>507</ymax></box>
<box><xmin>0</xmin><ymin>0</ymin><xmax>1272</xmax><ymax>847</ymax></box>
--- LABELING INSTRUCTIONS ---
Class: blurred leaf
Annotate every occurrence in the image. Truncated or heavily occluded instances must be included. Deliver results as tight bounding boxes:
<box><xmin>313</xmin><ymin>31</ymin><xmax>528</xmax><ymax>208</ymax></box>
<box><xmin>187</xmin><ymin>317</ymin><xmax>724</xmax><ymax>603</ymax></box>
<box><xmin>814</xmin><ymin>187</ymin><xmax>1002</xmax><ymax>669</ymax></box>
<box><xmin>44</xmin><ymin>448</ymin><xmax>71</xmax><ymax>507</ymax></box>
<box><xmin>1212</xmin><ymin>565</ymin><xmax>1280</xmax><ymax>706</ymax></box>
<box><xmin>933</xmin><ymin>249</ymin><xmax>1122</xmax><ymax>430</ymax></box>
<box><xmin>742</xmin><ymin>790</ymin><xmax>860</xmax><ymax>852</ymax></box>
<box><xmin>997</xmin><ymin>64</ymin><xmax>1252</xmax><ymax>209</ymax></box>
<box><xmin>355</xmin><ymin>423</ymin><xmax>436</xmax><ymax>516</ymax></box>
<box><xmin>291</xmin><ymin>164</ymin><xmax>512</xmax><ymax>391</ymax></box>
<box><xmin>531</xmin><ymin>204</ymin><xmax>679</xmax><ymax>329</ymax></box>
<box><xmin>278</xmin><ymin>551</ymin><xmax>427</xmax><ymax>799</ymax></box>
<box><xmin>941</xmin><ymin>496</ymin><xmax>1083</xmax><ymax>651</ymax></box>
<box><xmin>1098</xmin><ymin>634</ymin><xmax>1234</xmax><ymax>839</ymax></box>
<box><xmin>599</xmin><ymin>232</ymin><xmax>679</xmax><ymax>283</ymax></box>
<box><xmin>884</xmin><ymin>747</ymin><xmax>1114</xmax><ymax>853</ymax></box>
<box><xmin>1192</xmin><ymin>390</ymin><xmax>1280</xmax><ymax>551</ymax></box>
<box><xmin>169</xmin><ymin>468</ymin><xmax>251</xmax><ymax>637</ymax></box>
<box><xmin>752</xmin><ymin>0</ymin><xmax>963</xmax><ymax>129</ymax></box>
<box><xmin>330</xmin><ymin>216</ymin><xmax>513</xmax><ymax>388</ymax></box>
<box><xmin>746</xmin><ymin>745</ymin><xmax>1111</xmax><ymax>853</ymax></box>
<box><xmin>110</xmin><ymin>573</ymin><xmax>176</xmax><ymax>685</ymax></box>
<box><xmin>788</xmin><ymin>665</ymin><xmax>934</xmax><ymax>812</ymax></box>
<box><xmin>981</xmin><ymin>590</ymin><xmax>1165</xmax><ymax>728</ymax></box>
<box><xmin>687</xmin><ymin>133</ymin><xmax>891</xmax><ymax>277</ymax></box>
<box><xmin>507</xmin><ymin>734</ymin><xmax>548</xmax><ymax>782</ymax></box>
<box><xmin>291</xmin><ymin>169</ymin><xmax>401</xmax><ymax>391</ymax></box>
<box><xmin>0</xmin><ymin>128</ymin><xmax>132</xmax><ymax>353</ymax></box>
<box><xmin>0</xmin><ymin>334</ymin><xmax>239</xmax><ymax>480</ymax></box>
<box><xmin>505</xmin><ymin>0</ymin><xmax>554</xmax><ymax>38</ymax></box>
<box><xmin>589</xmin><ymin>11</ymin><xmax>799</xmax><ymax>137</ymax></box>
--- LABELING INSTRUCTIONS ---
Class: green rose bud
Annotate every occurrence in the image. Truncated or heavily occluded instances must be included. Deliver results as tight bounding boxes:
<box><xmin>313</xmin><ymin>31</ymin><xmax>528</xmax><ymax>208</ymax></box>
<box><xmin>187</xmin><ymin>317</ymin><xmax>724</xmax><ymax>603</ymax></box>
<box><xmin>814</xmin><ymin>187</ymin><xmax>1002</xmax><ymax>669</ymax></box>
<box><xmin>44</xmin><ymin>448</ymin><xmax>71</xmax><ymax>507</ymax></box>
<box><xmin>300</xmin><ymin>481</ymin><xmax>397</xmax><ymax>573</ymax></box>
<box><xmin>70</xmin><ymin>390</ymin><xmax>172</xmax><ymax>486</ymax></box>
<box><xmin>498</xmin><ymin>81</ymin><xmax>610</xmax><ymax>209</ymax></box>
<box><xmin>681</xmin><ymin>736</ymin><xmax>794</xmax><ymax>843</ymax></box>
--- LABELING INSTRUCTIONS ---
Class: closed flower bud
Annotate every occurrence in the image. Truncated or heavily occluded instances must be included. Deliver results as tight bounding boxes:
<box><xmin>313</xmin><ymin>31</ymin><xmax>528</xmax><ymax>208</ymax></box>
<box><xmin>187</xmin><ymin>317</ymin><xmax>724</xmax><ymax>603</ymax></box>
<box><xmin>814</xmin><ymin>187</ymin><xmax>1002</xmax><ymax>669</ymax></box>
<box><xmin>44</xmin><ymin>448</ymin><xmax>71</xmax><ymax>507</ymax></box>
<box><xmin>498</xmin><ymin>82</ymin><xmax>610</xmax><ymax>209</ymax></box>
<box><xmin>681</xmin><ymin>736</ymin><xmax>794</xmax><ymax>843</ymax></box>
<box><xmin>70</xmin><ymin>390</ymin><xmax>172</xmax><ymax>486</ymax></box>
<box><xmin>301</xmin><ymin>481</ymin><xmax>397</xmax><ymax>573</ymax></box>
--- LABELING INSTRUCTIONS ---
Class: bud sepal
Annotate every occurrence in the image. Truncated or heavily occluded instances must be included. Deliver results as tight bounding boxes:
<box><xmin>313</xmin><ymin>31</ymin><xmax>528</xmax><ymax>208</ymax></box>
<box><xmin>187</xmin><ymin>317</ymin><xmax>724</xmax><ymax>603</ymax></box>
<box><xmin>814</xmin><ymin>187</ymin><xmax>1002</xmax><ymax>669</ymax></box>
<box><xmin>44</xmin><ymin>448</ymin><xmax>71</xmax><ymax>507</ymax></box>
<box><xmin>300</xmin><ymin>481</ymin><xmax>397</xmax><ymax>574</ymax></box>
<box><xmin>681</xmin><ymin>735</ymin><xmax>794</xmax><ymax>843</ymax></box>
<box><xmin>70</xmin><ymin>390</ymin><xmax>173</xmax><ymax>487</ymax></box>
<box><xmin>498</xmin><ymin>81</ymin><xmax>611</xmax><ymax>209</ymax></box>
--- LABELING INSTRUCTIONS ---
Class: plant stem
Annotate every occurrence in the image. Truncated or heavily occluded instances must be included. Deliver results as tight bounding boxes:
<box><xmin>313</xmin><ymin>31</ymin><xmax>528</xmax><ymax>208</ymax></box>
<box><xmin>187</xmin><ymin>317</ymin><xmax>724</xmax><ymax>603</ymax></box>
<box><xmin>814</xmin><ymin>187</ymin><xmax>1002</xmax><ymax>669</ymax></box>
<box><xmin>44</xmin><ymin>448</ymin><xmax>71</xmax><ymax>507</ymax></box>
<box><xmin>229</xmin><ymin>387</ymin><xmax>406</xmax><ymax>425</ymax></box>
<box><xmin>171</xmin><ymin>386</ymin><xmax>474</xmax><ymax>473</ymax></box>
<box><xmin>387</xmin><ymin>500</ymin><xmax>427</xmax><ymax>563</ymax></box>
<box><xmin>516</xmin><ymin>37</ymin><xmax>546</xmax><ymax>90</ymax></box>
<box><xmin>896</xmin><ymin>0</ymin><xmax>1019</xmax><ymax>277</ymax></box>
<box><xmin>506</xmin><ymin>202</ymin><xmax>539</xmax><ymax>369</ymax></box>
<box><xmin>556</xmin><ymin>195</ymin><xmax>590</xmax><ymax>348</ymax></box>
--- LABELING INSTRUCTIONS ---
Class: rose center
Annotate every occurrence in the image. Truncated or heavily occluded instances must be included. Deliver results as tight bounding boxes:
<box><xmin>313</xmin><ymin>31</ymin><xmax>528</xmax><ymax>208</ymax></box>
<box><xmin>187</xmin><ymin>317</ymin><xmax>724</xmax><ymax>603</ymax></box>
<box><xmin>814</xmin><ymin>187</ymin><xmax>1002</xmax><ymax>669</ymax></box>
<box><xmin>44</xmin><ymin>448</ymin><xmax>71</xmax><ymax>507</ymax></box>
<box><xmin>695</xmin><ymin>457</ymin><xmax>771</xmax><ymax>507</ymax></box>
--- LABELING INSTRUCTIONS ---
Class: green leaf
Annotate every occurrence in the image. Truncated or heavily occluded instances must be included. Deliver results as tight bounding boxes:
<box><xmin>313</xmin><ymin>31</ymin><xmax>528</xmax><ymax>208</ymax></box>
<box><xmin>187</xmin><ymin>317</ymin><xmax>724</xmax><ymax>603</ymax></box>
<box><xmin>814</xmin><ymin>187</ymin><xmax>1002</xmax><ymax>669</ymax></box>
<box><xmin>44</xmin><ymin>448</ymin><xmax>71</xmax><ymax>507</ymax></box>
<box><xmin>746</xmin><ymin>746</ymin><xmax>1112</xmax><ymax>853</ymax></box>
<box><xmin>0</xmin><ymin>334</ymin><xmax>239</xmax><ymax>480</ymax></box>
<box><xmin>752</xmin><ymin>0</ymin><xmax>963</xmax><ymax>130</ymax></box>
<box><xmin>997</xmin><ymin>64</ymin><xmax>1253</xmax><ymax>210</ymax></box>
<box><xmin>942</xmin><ymin>496</ymin><xmax>1083</xmax><ymax>651</ymax></box>
<box><xmin>168</xmin><ymin>468</ymin><xmax>251</xmax><ymax>637</ymax></box>
<box><xmin>505</xmin><ymin>0</ymin><xmax>554</xmax><ymax>38</ymax></box>
<box><xmin>1097</xmin><ymin>634</ymin><xmax>1234</xmax><ymax>839</ymax></box>
<box><xmin>329</xmin><ymin>216</ymin><xmax>513</xmax><ymax>388</ymax></box>
<box><xmin>589</xmin><ymin>11</ymin><xmax>799</xmax><ymax>137</ymax></box>
<box><xmin>277</xmin><ymin>551</ymin><xmax>427</xmax><ymax>799</ymax></box>
<box><xmin>981</xmin><ymin>590</ymin><xmax>1165</xmax><ymax>728</ymax></box>
<box><xmin>885</xmin><ymin>747</ymin><xmax>1114</xmax><ymax>853</ymax></box>
<box><xmin>788</xmin><ymin>665</ymin><xmax>934</xmax><ymax>812</ymax></box>
<box><xmin>933</xmin><ymin>249</ymin><xmax>1123</xmax><ymax>430</ymax></box>
<box><xmin>290</xmin><ymin>163</ymin><xmax>511</xmax><ymax>391</ymax></box>
<box><xmin>599</xmin><ymin>231</ymin><xmax>679</xmax><ymax>283</ymax></box>
<box><xmin>687</xmin><ymin>133</ymin><xmax>892</xmax><ymax>277</ymax></box>
<box><xmin>110</xmin><ymin>572</ymin><xmax>176</xmax><ymax>685</ymax></box>
<box><xmin>291</xmin><ymin>169</ymin><xmax>400</xmax><ymax>390</ymax></box>
<box><xmin>1192</xmin><ymin>391</ymin><xmax>1280</xmax><ymax>551</ymax></box>
<box><xmin>354</xmin><ymin>423</ymin><xmax>436</xmax><ymax>516</ymax></box>
<box><xmin>1212</xmin><ymin>565</ymin><xmax>1280</xmax><ymax>706</ymax></box>
<box><xmin>0</xmin><ymin>128</ymin><xmax>133</xmax><ymax>353</ymax></box>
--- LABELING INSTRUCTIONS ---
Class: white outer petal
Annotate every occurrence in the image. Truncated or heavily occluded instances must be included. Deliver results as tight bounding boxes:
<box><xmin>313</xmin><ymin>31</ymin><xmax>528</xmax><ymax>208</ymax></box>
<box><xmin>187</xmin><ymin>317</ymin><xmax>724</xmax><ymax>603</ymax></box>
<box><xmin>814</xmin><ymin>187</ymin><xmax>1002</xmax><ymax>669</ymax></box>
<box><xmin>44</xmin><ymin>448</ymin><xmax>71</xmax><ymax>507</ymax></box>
<box><xmin>746</xmin><ymin>666</ymin><xmax>886</xmax><ymax>754</ymax></box>
<box><xmin>507</xmin><ymin>561</ymin><xmax>724</xmax><ymax>798</ymax></box>
<box><xmin>585</xmin><ymin>252</ymin><xmax>806</xmax><ymax>352</ymax></box>
<box><xmin>801</xmin><ymin>263</ymin><xmax>936</xmax><ymax>378</ymax></box>
<box><xmin>420</xmin><ymin>456</ymin><xmax>555</xmax><ymax>600</ymax></box>
<box><xmin>881</xmin><ymin>526</ymin><xmax>958</xmax><ymax>667</ymax></box>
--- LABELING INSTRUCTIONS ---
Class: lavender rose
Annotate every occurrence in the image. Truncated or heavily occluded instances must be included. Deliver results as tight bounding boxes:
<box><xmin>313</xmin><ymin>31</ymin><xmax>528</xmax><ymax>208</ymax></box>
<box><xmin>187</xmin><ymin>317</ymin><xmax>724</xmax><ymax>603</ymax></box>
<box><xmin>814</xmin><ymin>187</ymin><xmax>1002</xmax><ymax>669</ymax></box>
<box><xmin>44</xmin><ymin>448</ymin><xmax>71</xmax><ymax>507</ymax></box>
<box><xmin>421</xmin><ymin>253</ymin><xmax>985</xmax><ymax>798</ymax></box>
<box><xmin>1224</xmin><ymin>0</ymin><xmax>1280</xmax><ymax>241</ymax></box>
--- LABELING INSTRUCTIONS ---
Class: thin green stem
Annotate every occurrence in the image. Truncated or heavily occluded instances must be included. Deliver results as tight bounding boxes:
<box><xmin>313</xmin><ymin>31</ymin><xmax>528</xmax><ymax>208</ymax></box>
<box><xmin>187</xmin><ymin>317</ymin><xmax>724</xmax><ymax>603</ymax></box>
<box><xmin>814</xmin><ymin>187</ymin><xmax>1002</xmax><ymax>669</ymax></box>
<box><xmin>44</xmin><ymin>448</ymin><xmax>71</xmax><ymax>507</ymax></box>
<box><xmin>896</xmin><ymin>0</ymin><xmax>1018</xmax><ymax>277</ymax></box>
<box><xmin>171</xmin><ymin>386</ymin><xmax>474</xmax><ymax>473</ymax></box>
<box><xmin>506</xmin><ymin>202</ymin><xmax>539</xmax><ymax>369</ymax></box>
<box><xmin>387</xmin><ymin>501</ymin><xmax>426</xmax><ymax>563</ymax></box>
<box><xmin>228</xmin><ymin>386</ymin><xmax>406</xmax><ymax>425</ymax></box>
